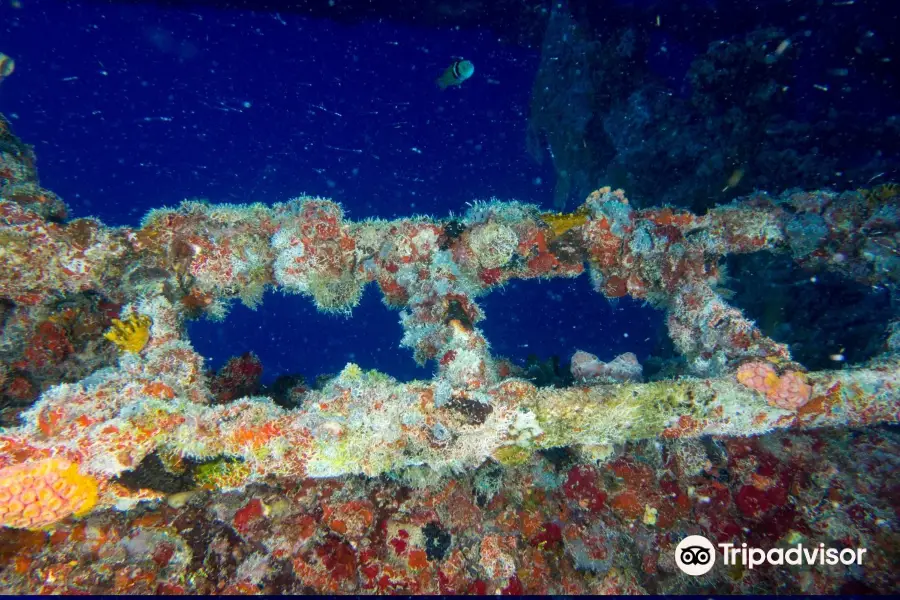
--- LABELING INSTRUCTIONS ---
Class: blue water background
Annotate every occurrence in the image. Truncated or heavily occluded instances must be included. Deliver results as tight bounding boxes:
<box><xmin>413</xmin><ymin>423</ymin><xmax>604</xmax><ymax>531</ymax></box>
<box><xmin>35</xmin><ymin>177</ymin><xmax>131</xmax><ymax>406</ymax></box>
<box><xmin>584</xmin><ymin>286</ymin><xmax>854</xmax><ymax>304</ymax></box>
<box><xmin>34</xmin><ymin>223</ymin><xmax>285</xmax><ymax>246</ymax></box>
<box><xmin>0</xmin><ymin>0</ymin><xmax>794</xmax><ymax>382</ymax></box>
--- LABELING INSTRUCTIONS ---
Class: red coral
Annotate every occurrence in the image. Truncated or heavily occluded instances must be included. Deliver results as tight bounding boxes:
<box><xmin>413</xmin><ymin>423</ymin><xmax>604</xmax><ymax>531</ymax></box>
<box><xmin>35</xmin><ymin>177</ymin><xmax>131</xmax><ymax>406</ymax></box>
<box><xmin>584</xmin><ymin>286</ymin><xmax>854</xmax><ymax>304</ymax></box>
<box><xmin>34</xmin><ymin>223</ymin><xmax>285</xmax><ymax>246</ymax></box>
<box><xmin>479</xmin><ymin>267</ymin><xmax>503</xmax><ymax>286</ymax></box>
<box><xmin>626</xmin><ymin>274</ymin><xmax>648</xmax><ymax>298</ymax></box>
<box><xmin>210</xmin><ymin>352</ymin><xmax>263</xmax><ymax>403</ymax></box>
<box><xmin>563</xmin><ymin>465</ymin><xmax>607</xmax><ymax>514</ymax></box>
<box><xmin>23</xmin><ymin>321</ymin><xmax>72</xmax><ymax>369</ymax></box>
<box><xmin>233</xmin><ymin>498</ymin><xmax>264</xmax><ymax>533</ymax></box>
<box><xmin>610</xmin><ymin>491</ymin><xmax>643</xmax><ymax>520</ymax></box>
<box><xmin>526</xmin><ymin>252</ymin><xmax>559</xmax><ymax>275</ymax></box>
<box><xmin>530</xmin><ymin>522</ymin><xmax>562</xmax><ymax>550</ymax></box>
<box><xmin>316</xmin><ymin>536</ymin><xmax>358</xmax><ymax>583</ymax></box>
<box><xmin>323</xmin><ymin>499</ymin><xmax>375</xmax><ymax>540</ymax></box>
<box><xmin>4</xmin><ymin>375</ymin><xmax>36</xmax><ymax>403</ymax></box>
<box><xmin>151</xmin><ymin>542</ymin><xmax>175</xmax><ymax>568</ymax></box>
<box><xmin>378</xmin><ymin>276</ymin><xmax>409</xmax><ymax>305</ymax></box>
<box><xmin>501</xmin><ymin>575</ymin><xmax>524</xmax><ymax>595</ymax></box>
<box><xmin>735</xmin><ymin>484</ymin><xmax>771</xmax><ymax>518</ymax></box>
<box><xmin>602</xmin><ymin>275</ymin><xmax>628</xmax><ymax>298</ymax></box>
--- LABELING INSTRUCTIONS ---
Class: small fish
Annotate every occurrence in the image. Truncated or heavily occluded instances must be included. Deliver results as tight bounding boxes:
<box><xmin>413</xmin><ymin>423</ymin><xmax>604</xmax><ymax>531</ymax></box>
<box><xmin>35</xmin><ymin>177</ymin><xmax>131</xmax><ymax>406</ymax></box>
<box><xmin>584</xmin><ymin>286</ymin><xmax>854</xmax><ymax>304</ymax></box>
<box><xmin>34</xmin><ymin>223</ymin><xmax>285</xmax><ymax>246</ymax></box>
<box><xmin>436</xmin><ymin>59</ymin><xmax>474</xmax><ymax>90</ymax></box>
<box><xmin>0</xmin><ymin>53</ymin><xmax>15</xmax><ymax>84</ymax></box>
<box><xmin>722</xmin><ymin>168</ymin><xmax>744</xmax><ymax>192</ymax></box>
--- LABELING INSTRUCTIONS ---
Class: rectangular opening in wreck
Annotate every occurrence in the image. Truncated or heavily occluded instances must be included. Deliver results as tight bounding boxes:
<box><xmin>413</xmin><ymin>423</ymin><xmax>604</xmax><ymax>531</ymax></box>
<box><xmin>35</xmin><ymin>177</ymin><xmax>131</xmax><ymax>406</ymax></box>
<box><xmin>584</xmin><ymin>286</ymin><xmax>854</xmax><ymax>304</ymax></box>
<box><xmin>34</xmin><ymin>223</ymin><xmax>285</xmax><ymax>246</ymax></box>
<box><xmin>478</xmin><ymin>275</ymin><xmax>666</xmax><ymax>380</ymax></box>
<box><xmin>186</xmin><ymin>286</ymin><xmax>433</xmax><ymax>386</ymax></box>
<box><xmin>724</xmin><ymin>251</ymin><xmax>895</xmax><ymax>370</ymax></box>
<box><xmin>188</xmin><ymin>265</ymin><xmax>668</xmax><ymax>391</ymax></box>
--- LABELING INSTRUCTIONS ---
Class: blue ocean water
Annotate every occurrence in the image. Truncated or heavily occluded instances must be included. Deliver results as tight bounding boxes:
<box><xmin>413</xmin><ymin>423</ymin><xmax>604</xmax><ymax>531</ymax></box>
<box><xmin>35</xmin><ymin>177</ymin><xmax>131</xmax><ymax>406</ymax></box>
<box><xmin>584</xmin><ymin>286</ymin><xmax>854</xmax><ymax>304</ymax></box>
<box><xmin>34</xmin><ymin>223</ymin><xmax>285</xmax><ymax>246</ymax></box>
<box><xmin>0</xmin><ymin>0</ymin><xmax>663</xmax><ymax>382</ymax></box>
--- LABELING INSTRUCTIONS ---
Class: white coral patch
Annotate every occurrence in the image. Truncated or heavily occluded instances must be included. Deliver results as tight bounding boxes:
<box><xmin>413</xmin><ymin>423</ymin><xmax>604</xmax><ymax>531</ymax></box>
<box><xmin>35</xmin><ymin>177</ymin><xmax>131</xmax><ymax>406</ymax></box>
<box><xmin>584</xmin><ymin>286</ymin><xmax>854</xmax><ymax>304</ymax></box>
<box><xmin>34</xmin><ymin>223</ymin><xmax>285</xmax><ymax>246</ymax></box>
<box><xmin>468</xmin><ymin>222</ymin><xmax>518</xmax><ymax>269</ymax></box>
<box><xmin>509</xmin><ymin>409</ymin><xmax>543</xmax><ymax>445</ymax></box>
<box><xmin>274</xmin><ymin>244</ymin><xmax>310</xmax><ymax>292</ymax></box>
<box><xmin>62</xmin><ymin>256</ymin><xmax>90</xmax><ymax>276</ymax></box>
<box><xmin>271</xmin><ymin>227</ymin><xmax>300</xmax><ymax>250</ymax></box>
<box><xmin>411</xmin><ymin>227</ymin><xmax>439</xmax><ymax>255</ymax></box>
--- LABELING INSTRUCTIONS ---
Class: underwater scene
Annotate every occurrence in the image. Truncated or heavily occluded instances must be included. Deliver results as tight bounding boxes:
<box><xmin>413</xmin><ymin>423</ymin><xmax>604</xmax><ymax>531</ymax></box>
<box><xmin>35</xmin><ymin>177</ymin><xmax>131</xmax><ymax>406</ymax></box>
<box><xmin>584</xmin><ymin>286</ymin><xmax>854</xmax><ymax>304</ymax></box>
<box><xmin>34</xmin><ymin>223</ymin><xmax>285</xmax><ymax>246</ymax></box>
<box><xmin>0</xmin><ymin>0</ymin><xmax>898</xmax><ymax>594</ymax></box>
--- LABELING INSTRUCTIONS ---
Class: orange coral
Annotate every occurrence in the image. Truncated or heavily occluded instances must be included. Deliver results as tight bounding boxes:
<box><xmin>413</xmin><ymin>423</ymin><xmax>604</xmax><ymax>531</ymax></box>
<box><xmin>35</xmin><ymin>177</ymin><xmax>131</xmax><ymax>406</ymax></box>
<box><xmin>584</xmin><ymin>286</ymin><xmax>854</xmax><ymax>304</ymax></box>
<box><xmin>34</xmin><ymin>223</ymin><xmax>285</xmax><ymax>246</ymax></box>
<box><xmin>142</xmin><ymin>381</ymin><xmax>175</xmax><ymax>399</ymax></box>
<box><xmin>323</xmin><ymin>500</ymin><xmax>375</xmax><ymax>540</ymax></box>
<box><xmin>767</xmin><ymin>371</ymin><xmax>813</xmax><ymax>410</ymax></box>
<box><xmin>736</xmin><ymin>361</ymin><xmax>780</xmax><ymax>392</ymax></box>
<box><xmin>736</xmin><ymin>361</ymin><xmax>812</xmax><ymax>410</ymax></box>
<box><xmin>0</xmin><ymin>458</ymin><xmax>98</xmax><ymax>529</ymax></box>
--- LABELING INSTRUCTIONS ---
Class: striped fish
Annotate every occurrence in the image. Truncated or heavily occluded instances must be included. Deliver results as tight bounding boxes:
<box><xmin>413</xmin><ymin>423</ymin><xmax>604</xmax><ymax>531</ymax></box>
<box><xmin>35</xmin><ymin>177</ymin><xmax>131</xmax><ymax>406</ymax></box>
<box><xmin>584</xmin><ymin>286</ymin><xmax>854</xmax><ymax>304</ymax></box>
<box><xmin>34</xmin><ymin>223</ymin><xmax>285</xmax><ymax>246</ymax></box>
<box><xmin>436</xmin><ymin>59</ymin><xmax>474</xmax><ymax>90</ymax></box>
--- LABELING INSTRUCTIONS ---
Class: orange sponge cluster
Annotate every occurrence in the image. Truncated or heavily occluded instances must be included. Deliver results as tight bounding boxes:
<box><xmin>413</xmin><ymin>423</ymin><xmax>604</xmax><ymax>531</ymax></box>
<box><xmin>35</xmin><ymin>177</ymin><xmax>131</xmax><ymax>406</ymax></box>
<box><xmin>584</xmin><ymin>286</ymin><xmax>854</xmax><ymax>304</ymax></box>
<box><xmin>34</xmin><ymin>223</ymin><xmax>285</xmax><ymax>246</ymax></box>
<box><xmin>0</xmin><ymin>458</ymin><xmax>99</xmax><ymax>529</ymax></box>
<box><xmin>736</xmin><ymin>361</ymin><xmax>812</xmax><ymax>411</ymax></box>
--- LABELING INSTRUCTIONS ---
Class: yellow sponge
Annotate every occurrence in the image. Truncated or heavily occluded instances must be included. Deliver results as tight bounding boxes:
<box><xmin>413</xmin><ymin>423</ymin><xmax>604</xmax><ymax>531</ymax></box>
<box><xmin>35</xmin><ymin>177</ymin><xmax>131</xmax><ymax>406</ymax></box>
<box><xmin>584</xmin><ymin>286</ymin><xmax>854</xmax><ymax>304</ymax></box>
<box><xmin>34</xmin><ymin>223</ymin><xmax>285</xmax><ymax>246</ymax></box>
<box><xmin>104</xmin><ymin>314</ymin><xmax>152</xmax><ymax>353</ymax></box>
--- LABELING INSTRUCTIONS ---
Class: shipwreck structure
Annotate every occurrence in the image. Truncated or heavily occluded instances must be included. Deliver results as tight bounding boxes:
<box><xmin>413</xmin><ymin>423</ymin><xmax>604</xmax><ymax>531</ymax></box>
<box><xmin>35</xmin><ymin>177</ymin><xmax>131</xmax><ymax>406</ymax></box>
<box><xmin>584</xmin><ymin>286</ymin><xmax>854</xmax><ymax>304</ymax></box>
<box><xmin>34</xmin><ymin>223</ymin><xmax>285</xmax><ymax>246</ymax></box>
<box><xmin>0</xmin><ymin>114</ymin><xmax>898</xmax><ymax>534</ymax></box>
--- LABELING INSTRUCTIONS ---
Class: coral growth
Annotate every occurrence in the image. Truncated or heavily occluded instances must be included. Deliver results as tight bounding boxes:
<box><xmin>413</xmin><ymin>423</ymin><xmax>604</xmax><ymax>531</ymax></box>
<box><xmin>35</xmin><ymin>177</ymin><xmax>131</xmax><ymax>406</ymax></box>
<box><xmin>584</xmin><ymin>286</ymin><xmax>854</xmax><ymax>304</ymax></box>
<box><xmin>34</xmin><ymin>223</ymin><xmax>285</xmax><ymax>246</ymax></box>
<box><xmin>104</xmin><ymin>314</ymin><xmax>152</xmax><ymax>354</ymax></box>
<box><xmin>210</xmin><ymin>352</ymin><xmax>263</xmax><ymax>404</ymax></box>
<box><xmin>571</xmin><ymin>350</ymin><xmax>643</xmax><ymax>383</ymax></box>
<box><xmin>736</xmin><ymin>361</ymin><xmax>812</xmax><ymax>410</ymax></box>
<box><xmin>0</xmin><ymin>457</ymin><xmax>98</xmax><ymax>529</ymax></box>
<box><xmin>273</xmin><ymin>199</ymin><xmax>364</xmax><ymax>313</ymax></box>
<box><xmin>0</xmin><ymin>427</ymin><xmax>896</xmax><ymax>594</ymax></box>
<box><xmin>0</xmin><ymin>116</ymin><xmax>898</xmax><ymax>593</ymax></box>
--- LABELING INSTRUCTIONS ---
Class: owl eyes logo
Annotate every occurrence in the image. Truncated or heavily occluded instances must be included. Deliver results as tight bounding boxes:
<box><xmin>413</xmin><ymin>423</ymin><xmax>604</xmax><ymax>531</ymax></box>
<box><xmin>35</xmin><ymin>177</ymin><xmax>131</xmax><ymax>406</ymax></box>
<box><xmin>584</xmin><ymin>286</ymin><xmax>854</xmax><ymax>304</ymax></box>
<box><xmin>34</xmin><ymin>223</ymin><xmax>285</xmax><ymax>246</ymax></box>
<box><xmin>680</xmin><ymin>546</ymin><xmax>711</xmax><ymax>565</ymax></box>
<box><xmin>675</xmin><ymin>535</ymin><xmax>716</xmax><ymax>576</ymax></box>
